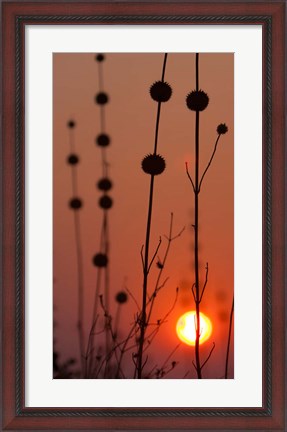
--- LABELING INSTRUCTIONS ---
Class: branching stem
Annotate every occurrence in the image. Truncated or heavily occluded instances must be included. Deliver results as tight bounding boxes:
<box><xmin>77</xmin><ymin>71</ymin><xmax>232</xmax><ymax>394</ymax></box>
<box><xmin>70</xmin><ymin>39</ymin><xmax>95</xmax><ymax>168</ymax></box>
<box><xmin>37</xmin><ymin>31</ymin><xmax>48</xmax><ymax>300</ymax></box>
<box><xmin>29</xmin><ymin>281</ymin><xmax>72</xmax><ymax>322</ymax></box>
<box><xmin>199</xmin><ymin>135</ymin><xmax>221</xmax><ymax>191</ymax></box>
<box><xmin>137</xmin><ymin>53</ymin><xmax>168</xmax><ymax>379</ymax></box>
<box><xmin>194</xmin><ymin>52</ymin><xmax>202</xmax><ymax>379</ymax></box>
<box><xmin>69</xmin><ymin>127</ymin><xmax>85</xmax><ymax>377</ymax></box>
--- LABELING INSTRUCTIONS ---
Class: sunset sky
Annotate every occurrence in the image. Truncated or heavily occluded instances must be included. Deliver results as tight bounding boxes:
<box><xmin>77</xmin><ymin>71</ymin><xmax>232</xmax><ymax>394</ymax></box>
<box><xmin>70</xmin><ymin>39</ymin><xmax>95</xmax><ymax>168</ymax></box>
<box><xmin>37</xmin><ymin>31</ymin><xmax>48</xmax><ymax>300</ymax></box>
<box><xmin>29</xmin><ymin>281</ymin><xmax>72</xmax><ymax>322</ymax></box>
<box><xmin>53</xmin><ymin>53</ymin><xmax>234</xmax><ymax>379</ymax></box>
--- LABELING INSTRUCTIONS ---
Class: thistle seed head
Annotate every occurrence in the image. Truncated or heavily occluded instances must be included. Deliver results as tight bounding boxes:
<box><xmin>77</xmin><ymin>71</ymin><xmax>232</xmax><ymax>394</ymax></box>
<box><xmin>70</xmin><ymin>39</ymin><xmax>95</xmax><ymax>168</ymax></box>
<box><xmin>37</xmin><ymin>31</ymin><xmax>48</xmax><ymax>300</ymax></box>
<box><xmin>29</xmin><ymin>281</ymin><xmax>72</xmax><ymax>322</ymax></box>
<box><xmin>93</xmin><ymin>253</ymin><xmax>108</xmax><ymax>267</ymax></box>
<box><xmin>69</xmin><ymin>198</ymin><xmax>82</xmax><ymax>210</ymax></box>
<box><xmin>67</xmin><ymin>120</ymin><xmax>76</xmax><ymax>128</ymax></box>
<box><xmin>97</xmin><ymin>178</ymin><xmax>112</xmax><ymax>191</ymax></box>
<box><xmin>67</xmin><ymin>154</ymin><xmax>79</xmax><ymax>165</ymax></box>
<box><xmin>96</xmin><ymin>54</ymin><xmax>105</xmax><ymax>62</ymax></box>
<box><xmin>115</xmin><ymin>291</ymin><xmax>128</xmax><ymax>304</ymax></box>
<box><xmin>95</xmin><ymin>92</ymin><xmax>109</xmax><ymax>105</ymax></box>
<box><xmin>99</xmin><ymin>195</ymin><xmax>113</xmax><ymax>209</ymax></box>
<box><xmin>217</xmin><ymin>123</ymin><xmax>228</xmax><ymax>135</ymax></box>
<box><xmin>150</xmin><ymin>81</ymin><xmax>172</xmax><ymax>103</ymax></box>
<box><xmin>141</xmin><ymin>154</ymin><xmax>166</xmax><ymax>175</ymax></box>
<box><xmin>96</xmin><ymin>133</ymin><xmax>110</xmax><ymax>147</ymax></box>
<box><xmin>186</xmin><ymin>90</ymin><xmax>209</xmax><ymax>111</ymax></box>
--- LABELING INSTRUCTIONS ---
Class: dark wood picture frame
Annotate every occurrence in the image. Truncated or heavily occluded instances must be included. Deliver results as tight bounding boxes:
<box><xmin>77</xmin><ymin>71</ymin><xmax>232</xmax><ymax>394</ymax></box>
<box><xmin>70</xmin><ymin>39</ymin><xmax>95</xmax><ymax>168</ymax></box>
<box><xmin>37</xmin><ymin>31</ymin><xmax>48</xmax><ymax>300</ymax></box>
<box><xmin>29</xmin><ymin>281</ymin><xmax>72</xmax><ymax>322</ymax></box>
<box><xmin>1</xmin><ymin>1</ymin><xmax>285</xmax><ymax>430</ymax></box>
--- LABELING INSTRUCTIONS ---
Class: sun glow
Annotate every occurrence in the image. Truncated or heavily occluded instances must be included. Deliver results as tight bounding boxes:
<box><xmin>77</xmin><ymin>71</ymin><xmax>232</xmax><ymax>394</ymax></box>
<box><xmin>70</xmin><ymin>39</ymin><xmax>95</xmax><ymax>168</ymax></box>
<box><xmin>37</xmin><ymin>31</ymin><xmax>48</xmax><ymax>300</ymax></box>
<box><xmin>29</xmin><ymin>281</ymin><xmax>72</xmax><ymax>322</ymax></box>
<box><xmin>176</xmin><ymin>311</ymin><xmax>212</xmax><ymax>346</ymax></box>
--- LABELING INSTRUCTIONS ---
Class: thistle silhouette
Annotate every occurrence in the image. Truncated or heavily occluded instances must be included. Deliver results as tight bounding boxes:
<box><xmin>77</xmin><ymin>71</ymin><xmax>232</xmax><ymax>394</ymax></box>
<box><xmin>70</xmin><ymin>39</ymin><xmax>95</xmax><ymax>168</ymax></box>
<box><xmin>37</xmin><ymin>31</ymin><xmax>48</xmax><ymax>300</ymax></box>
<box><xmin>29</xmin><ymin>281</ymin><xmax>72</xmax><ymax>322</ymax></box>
<box><xmin>88</xmin><ymin>53</ymin><xmax>114</xmax><ymax>377</ymax></box>
<box><xmin>66</xmin><ymin>119</ymin><xmax>85</xmax><ymax>377</ymax></box>
<box><xmin>136</xmin><ymin>53</ymin><xmax>172</xmax><ymax>379</ymax></box>
<box><xmin>185</xmin><ymin>53</ymin><xmax>228</xmax><ymax>378</ymax></box>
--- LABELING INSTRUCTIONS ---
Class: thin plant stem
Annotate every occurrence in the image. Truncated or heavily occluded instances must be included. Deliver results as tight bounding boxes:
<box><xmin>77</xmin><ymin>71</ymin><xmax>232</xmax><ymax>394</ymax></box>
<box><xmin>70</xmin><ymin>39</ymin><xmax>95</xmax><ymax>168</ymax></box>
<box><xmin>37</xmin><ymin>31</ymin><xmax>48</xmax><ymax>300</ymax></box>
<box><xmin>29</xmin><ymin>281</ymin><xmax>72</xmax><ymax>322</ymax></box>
<box><xmin>88</xmin><ymin>267</ymin><xmax>102</xmax><ymax>375</ymax></box>
<box><xmin>198</xmin><ymin>134</ymin><xmax>221</xmax><ymax>191</ymax></box>
<box><xmin>115</xmin><ymin>325</ymin><xmax>137</xmax><ymax>378</ymax></box>
<box><xmin>69</xmin><ymin>127</ymin><xmax>85</xmax><ymax>377</ymax></box>
<box><xmin>87</xmin><ymin>214</ymin><xmax>107</xmax><ymax>375</ymax></box>
<box><xmin>90</xmin><ymin>54</ymin><xmax>112</xmax><ymax>374</ymax></box>
<box><xmin>137</xmin><ymin>53</ymin><xmax>168</xmax><ymax>379</ymax></box>
<box><xmin>225</xmin><ymin>296</ymin><xmax>234</xmax><ymax>378</ymax></box>
<box><xmin>194</xmin><ymin>52</ymin><xmax>202</xmax><ymax>379</ymax></box>
<box><xmin>114</xmin><ymin>304</ymin><xmax>121</xmax><ymax>341</ymax></box>
<box><xmin>84</xmin><ymin>316</ymin><xmax>98</xmax><ymax>378</ymax></box>
<box><xmin>97</xmin><ymin>58</ymin><xmax>110</xmax><ymax>317</ymax></box>
<box><xmin>137</xmin><ymin>174</ymin><xmax>155</xmax><ymax>378</ymax></box>
<box><xmin>103</xmin><ymin>211</ymin><xmax>110</xmax><ymax>315</ymax></box>
<box><xmin>73</xmin><ymin>211</ymin><xmax>85</xmax><ymax>377</ymax></box>
<box><xmin>98</xmin><ymin>60</ymin><xmax>106</xmax><ymax>132</ymax></box>
<box><xmin>146</xmin><ymin>214</ymin><xmax>184</xmax><ymax>324</ymax></box>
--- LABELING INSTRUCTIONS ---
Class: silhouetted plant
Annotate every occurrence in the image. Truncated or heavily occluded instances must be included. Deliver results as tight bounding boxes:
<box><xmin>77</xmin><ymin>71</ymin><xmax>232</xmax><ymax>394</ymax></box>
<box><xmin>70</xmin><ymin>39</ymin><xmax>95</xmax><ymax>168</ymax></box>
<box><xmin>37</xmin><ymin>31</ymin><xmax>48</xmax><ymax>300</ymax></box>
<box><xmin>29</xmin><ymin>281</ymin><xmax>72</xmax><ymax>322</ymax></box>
<box><xmin>225</xmin><ymin>296</ymin><xmax>234</xmax><ymax>378</ymax></box>
<box><xmin>185</xmin><ymin>53</ymin><xmax>228</xmax><ymax>378</ymax></box>
<box><xmin>66</xmin><ymin>119</ymin><xmax>85</xmax><ymax>377</ymax></box>
<box><xmin>114</xmin><ymin>291</ymin><xmax>128</xmax><ymax>339</ymax></box>
<box><xmin>135</xmin><ymin>53</ymin><xmax>173</xmax><ymax>379</ymax></box>
<box><xmin>88</xmin><ymin>53</ymin><xmax>114</xmax><ymax>378</ymax></box>
<box><xmin>53</xmin><ymin>350</ymin><xmax>77</xmax><ymax>379</ymax></box>
<box><xmin>87</xmin><ymin>212</ymin><xmax>183</xmax><ymax>379</ymax></box>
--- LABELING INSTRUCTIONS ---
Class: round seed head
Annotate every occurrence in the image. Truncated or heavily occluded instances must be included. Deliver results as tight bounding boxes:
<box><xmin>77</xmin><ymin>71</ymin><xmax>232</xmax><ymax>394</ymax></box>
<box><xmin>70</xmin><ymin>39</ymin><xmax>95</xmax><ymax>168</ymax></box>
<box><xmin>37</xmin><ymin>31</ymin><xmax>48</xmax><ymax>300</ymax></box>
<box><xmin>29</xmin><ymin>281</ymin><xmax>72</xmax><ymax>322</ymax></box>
<box><xmin>99</xmin><ymin>195</ymin><xmax>113</xmax><ymax>209</ymax></box>
<box><xmin>186</xmin><ymin>90</ymin><xmax>209</xmax><ymax>111</ymax></box>
<box><xmin>97</xmin><ymin>178</ymin><xmax>112</xmax><ymax>191</ymax></box>
<box><xmin>115</xmin><ymin>291</ymin><xmax>128</xmax><ymax>304</ymax></box>
<box><xmin>95</xmin><ymin>92</ymin><xmax>109</xmax><ymax>105</ymax></box>
<box><xmin>67</xmin><ymin>120</ymin><xmax>76</xmax><ymax>128</ymax></box>
<box><xmin>217</xmin><ymin>123</ymin><xmax>228</xmax><ymax>135</ymax></box>
<box><xmin>96</xmin><ymin>53</ymin><xmax>105</xmax><ymax>62</ymax></box>
<box><xmin>67</xmin><ymin>154</ymin><xmax>79</xmax><ymax>165</ymax></box>
<box><xmin>150</xmin><ymin>81</ymin><xmax>172</xmax><ymax>102</ymax></box>
<box><xmin>96</xmin><ymin>133</ymin><xmax>110</xmax><ymax>147</ymax></box>
<box><xmin>93</xmin><ymin>253</ymin><xmax>108</xmax><ymax>267</ymax></box>
<box><xmin>141</xmin><ymin>154</ymin><xmax>166</xmax><ymax>175</ymax></box>
<box><xmin>69</xmin><ymin>198</ymin><xmax>82</xmax><ymax>210</ymax></box>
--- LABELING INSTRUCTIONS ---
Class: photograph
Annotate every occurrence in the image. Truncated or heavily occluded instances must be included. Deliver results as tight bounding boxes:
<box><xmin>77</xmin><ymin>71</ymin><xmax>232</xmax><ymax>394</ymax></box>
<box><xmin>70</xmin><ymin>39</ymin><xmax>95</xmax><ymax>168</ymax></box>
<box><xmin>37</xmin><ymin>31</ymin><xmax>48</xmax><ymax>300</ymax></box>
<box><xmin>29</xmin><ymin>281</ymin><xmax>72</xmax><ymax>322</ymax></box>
<box><xmin>53</xmin><ymin>52</ymin><xmax>234</xmax><ymax>379</ymax></box>
<box><xmin>2</xmin><ymin>0</ymin><xmax>286</xmax><ymax>429</ymax></box>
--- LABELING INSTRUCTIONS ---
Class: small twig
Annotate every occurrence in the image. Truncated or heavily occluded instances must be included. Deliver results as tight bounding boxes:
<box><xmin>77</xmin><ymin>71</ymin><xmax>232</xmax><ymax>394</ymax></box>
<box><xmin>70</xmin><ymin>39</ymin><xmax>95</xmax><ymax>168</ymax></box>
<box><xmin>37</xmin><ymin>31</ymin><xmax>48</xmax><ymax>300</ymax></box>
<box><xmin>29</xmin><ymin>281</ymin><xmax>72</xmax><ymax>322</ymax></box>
<box><xmin>140</xmin><ymin>245</ymin><xmax>144</xmax><ymax>271</ymax></box>
<box><xmin>170</xmin><ymin>226</ymin><xmax>185</xmax><ymax>241</ymax></box>
<box><xmin>146</xmin><ymin>214</ymin><xmax>184</xmax><ymax>325</ymax></box>
<box><xmin>162</xmin><ymin>363</ymin><xmax>179</xmax><ymax>378</ymax></box>
<box><xmin>199</xmin><ymin>263</ymin><xmax>209</xmax><ymax>303</ymax></box>
<box><xmin>191</xmin><ymin>283</ymin><xmax>196</xmax><ymax>302</ymax></box>
<box><xmin>198</xmin><ymin>135</ymin><xmax>221</xmax><ymax>192</ymax></box>
<box><xmin>201</xmin><ymin>342</ymin><xmax>216</xmax><ymax>370</ymax></box>
<box><xmin>142</xmin><ymin>355</ymin><xmax>149</xmax><ymax>371</ymax></box>
<box><xmin>115</xmin><ymin>325</ymin><xmax>138</xmax><ymax>377</ymax></box>
<box><xmin>225</xmin><ymin>296</ymin><xmax>234</xmax><ymax>378</ymax></box>
<box><xmin>182</xmin><ymin>370</ymin><xmax>190</xmax><ymax>379</ymax></box>
<box><xmin>98</xmin><ymin>294</ymin><xmax>124</xmax><ymax>378</ymax></box>
<box><xmin>185</xmin><ymin>161</ymin><xmax>196</xmax><ymax>192</ymax></box>
<box><xmin>142</xmin><ymin>327</ymin><xmax>161</xmax><ymax>352</ymax></box>
<box><xmin>146</xmin><ymin>277</ymin><xmax>169</xmax><ymax>324</ymax></box>
<box><xmin>148</xmin><ymin>237</ymin><xmax>162</xmax><ymax>273</ymax></box>
<box><xmin>132</xmin><ymin>353</ymin><xmax>138</xmax><ymax>368</ymax></box>
<box><xmin>143</xmin><ymin>287</ymin><xmax>179</xmax><ymax>352</ymax></box>
<box><xmin>84</xmin><ymin>316</ymin><xmax>98</xmax><ymax>377</ymax></box>
<box><xmin>145</xmin><ymin>363</ymin><xmax>158</xmax><ymax>378</ymax></box>
<box><xmin>125</xmin><ymin>286</ymin><xmax>141</xmax><ymax>312</ymax></box>
<box><xmin>161</xmin><ymin>343</ymin><xmax>180</xmax><ymax>371</ymax></box>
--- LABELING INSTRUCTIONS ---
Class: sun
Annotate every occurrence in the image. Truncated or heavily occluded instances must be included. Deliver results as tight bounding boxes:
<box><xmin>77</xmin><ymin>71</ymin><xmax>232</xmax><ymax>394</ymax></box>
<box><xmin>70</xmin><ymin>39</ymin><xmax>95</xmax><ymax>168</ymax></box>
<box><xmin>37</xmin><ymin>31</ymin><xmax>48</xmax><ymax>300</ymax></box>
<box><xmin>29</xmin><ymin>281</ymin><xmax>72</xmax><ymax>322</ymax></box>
<box><xmin>176</xmin><ymin>311</ymin><xmax>212</xmax><ymax>346</ymax></box>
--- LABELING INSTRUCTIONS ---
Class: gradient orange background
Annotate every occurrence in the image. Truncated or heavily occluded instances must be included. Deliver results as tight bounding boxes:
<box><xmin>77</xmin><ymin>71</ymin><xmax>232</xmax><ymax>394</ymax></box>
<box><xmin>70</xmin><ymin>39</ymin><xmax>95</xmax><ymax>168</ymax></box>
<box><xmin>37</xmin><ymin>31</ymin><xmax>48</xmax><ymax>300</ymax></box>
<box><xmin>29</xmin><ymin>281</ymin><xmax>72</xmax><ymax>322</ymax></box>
<box><xmin>53</xmin><ymin>53</ymin><xmax>234</xmax><ymax>378</ymax></box>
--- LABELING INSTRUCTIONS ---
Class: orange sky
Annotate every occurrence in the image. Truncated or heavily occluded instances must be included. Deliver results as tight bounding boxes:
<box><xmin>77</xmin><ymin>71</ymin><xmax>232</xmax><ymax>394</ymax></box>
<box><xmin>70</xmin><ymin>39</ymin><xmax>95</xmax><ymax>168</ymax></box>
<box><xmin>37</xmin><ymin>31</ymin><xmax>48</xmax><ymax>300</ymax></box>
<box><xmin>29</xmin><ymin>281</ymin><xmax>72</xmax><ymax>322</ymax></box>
<box><xmin>53</xmin><ymin>53</ymin><xmax>234</xmax><ymax>379</ymax></box>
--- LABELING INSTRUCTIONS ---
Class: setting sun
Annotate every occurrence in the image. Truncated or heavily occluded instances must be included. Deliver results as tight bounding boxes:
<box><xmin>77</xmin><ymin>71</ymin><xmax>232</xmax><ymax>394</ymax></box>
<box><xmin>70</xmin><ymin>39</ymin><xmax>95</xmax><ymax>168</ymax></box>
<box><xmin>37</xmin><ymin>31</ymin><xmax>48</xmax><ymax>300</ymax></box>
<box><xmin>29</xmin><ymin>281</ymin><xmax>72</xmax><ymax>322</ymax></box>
<box><xmin>176</xmin><ymin>311</ymin><xmax>212</xmax><ymax>346</ymax></box>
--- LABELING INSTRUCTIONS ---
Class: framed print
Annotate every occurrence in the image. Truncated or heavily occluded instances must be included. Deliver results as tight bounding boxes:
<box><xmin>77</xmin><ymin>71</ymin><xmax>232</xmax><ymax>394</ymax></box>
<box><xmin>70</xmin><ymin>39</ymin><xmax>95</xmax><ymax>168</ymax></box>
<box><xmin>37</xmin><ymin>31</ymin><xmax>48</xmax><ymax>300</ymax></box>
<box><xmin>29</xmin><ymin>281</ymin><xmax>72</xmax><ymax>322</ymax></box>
<box><xmin>1</xmin><ymin>1</ymin><xmax>285</xmax><ymax>430</ymax></box>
